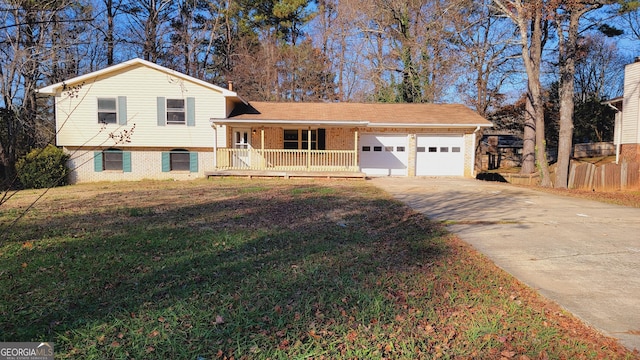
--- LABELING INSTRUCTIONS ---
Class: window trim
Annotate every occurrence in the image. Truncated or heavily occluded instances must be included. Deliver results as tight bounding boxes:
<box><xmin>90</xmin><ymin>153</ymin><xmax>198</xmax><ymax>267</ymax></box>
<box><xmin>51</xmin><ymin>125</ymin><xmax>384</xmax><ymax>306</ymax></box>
<box><xmin>166</xmin><ymin>98</ymin><xmax>186</xmax><ymax>125</ymax></box>
<box><xmin>97</xmin><ymin>97</ymin><xmax>117</xmax><ymax>124</ymax></box>
<box><xmin>103</xmin><ymin>149</ymin><xmax>123</xmax><ymax>171</ymax></box>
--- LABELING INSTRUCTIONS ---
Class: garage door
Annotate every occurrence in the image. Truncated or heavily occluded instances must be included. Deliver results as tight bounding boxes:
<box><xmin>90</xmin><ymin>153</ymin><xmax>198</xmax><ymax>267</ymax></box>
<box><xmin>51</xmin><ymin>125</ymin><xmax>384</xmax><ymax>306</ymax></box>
<box><xmin>359</xmin><ymin>135</ymin><xmax>408</xmax><ymax>176</ymax></box>
<box><xmin>416</xmin><ymin>135</ymin><xmax>465</xmax><ymax>176</ymax></box>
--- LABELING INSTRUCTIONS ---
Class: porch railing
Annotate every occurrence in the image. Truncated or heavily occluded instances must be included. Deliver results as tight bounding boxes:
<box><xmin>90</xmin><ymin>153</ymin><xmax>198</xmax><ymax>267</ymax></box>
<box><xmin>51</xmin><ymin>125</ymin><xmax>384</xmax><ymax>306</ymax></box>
<box><xmin>216</xmin><ymin>148</ymin><xmax>358</xmax><ymax>172</ymax></box>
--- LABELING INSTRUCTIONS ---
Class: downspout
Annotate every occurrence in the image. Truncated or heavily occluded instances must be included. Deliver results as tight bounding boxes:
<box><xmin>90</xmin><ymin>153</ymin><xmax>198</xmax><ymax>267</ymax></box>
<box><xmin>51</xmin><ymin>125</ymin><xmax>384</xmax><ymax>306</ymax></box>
<box><xmin>606</xmin><ymin>103</ymin><xmax>620</xmax><ymax>164</ymax></box>
<box><xmin>472</xmin><ymin>126</ymin><xmax>481</xmax><ymax>177</ymax></box>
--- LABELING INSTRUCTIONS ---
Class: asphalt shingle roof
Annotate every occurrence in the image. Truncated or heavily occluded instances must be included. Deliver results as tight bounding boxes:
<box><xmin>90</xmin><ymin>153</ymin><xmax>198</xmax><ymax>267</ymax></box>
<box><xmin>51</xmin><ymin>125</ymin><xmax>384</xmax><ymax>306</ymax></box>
<box><xmin>226</xmin><ymin>101</ymin><xmax>491</xmax><ymax>126</ymax></box>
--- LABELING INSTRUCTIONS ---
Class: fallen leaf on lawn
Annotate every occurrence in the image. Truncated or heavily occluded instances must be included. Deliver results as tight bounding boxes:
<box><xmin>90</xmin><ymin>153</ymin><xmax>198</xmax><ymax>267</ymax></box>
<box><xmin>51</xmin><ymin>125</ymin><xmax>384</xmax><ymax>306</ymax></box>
<box><xmin>117</xmin><ymin>333</ymin><xmax>124</xmax><ymax>339</ymax></box>
<box><xmin>146</xmin><ymin>346</ymin><xmax>155</xmax><ymax>353</ymax></box>
<box><xmin>21</xmin><ymin>263</ymin><xmax>28</xmax><ymax>268</ymax></box>
<box><xmin>214</xmin><ymin>315</ymin><xmax>224</xmax><ymax>325</ymax></box>
<box><xmin>500</xmin><ymin>350</ymin><xmax>516</xmax><ymax>358</ymax></box>
<box><xmin>22</xmin><ymin>242</ymin><xmax>33</xmax><ymax>249</ymax></box>
<box><xmin>111</xmin><ymin>341</ymin><xmax>120</xmax><ymax>347</ymax></box>
<box><xmin>308</xmin><ymin>330</ymin><xmax>321</xmax><ymax>340</ymax></box>
<box><xmin>158</xmin><ymin>316</ymin><xmax>165</xmax><ymax>323</ymax></box>
<box><xmin>278</xmin><ymin>339</ymin><xmax>290</xmax><ymax>350</ymax></box>
<box><xmin>346</xmin><ymin>330</ymin><xmax>358</xmax><ymax>342</ymax></box>
<box><xmin>148</xmin><ymin>330</ymin><xmax>160</xmax><ymax>338</ymax></box>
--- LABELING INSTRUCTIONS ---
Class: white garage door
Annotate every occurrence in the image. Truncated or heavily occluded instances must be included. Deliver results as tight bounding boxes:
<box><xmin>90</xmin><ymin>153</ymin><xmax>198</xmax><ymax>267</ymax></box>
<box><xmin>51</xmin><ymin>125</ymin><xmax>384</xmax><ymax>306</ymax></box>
<box><xmin>416</xmin><ymin>135</ymin><xmax>465</xmax><ymax>176</ymax></box>
<box><xmin>359</xmin><ymin>135</ymin><xmax>408</xmax><ymax>176</ymax></box>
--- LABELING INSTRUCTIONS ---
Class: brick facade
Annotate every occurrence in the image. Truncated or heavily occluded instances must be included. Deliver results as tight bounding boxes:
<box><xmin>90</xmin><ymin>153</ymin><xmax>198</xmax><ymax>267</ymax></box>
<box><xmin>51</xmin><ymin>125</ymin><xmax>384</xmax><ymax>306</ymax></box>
<box><xmin>620</xmin><ymin>144</ymin><xmax>640</xmax><ymax>162</ymax></box>
<box><xmin>65</xmin><ymin>147</ymin><xmax>214</xmax><ymax>183</ymax></box>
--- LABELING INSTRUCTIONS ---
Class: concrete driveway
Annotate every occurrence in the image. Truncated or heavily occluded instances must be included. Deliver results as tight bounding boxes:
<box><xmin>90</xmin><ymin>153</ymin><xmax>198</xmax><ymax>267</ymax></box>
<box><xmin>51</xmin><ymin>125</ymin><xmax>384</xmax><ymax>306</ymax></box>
<box><xmin>371</xmin><ymin>177</ymin><xmax>640</xmax><ymax>352</ymax></box>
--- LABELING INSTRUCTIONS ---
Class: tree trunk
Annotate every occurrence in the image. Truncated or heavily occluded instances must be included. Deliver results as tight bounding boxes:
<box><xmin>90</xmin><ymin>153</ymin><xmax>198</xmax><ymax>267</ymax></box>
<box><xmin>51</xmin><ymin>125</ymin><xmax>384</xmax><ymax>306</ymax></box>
<box><xmin>521</xmin><ymin>94</ymin><xmax>536</xmax><ymax>174</ymax></box>
<box><xmin>555</xmin><ymin>5</ymin><xmax>601</xmax><ymax>188</ymax></box>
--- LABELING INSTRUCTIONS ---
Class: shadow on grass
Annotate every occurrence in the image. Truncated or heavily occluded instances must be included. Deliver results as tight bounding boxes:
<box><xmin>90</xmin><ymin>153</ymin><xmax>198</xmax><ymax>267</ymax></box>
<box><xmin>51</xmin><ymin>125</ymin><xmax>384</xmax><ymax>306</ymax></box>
<box><xmin>0</xmin><ymin>182</ymin><xmax>448</xmax><ymax>358</ymax></box>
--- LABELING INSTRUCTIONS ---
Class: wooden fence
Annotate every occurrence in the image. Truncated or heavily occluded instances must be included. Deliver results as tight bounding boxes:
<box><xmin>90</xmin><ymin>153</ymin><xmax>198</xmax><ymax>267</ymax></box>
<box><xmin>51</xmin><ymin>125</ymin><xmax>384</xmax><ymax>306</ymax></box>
<box><xmin>491</xmin><ymin>161</ymin><xmax>640</xmax><ymax>190</ymax></box>
<box><xmin>568</xmin><ymin>161</ymin><xmax>640</xmax><ymax>191</ymax></box>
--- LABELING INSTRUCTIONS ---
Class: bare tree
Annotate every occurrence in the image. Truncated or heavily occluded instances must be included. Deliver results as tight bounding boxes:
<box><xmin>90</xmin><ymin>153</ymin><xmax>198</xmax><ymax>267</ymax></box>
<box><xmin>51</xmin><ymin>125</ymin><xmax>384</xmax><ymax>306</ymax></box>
<box><xmin>553</xmin><ymin>0</ymin><xmax>612</xmax><ymax>189</ymax></box>
<box><xmin>493</xmin><ymin>0</ymin><xmax>551</xmax><ymax>184</ymax></box>
<box><xmin>122</xmin><ymin>0</ymin><xmax>175</xmax><ymax>63</ymax></box>
<box><xmin>0</xmin><ymin>0</ymin><xmax>91</xmax><ymax>184</ymax></box>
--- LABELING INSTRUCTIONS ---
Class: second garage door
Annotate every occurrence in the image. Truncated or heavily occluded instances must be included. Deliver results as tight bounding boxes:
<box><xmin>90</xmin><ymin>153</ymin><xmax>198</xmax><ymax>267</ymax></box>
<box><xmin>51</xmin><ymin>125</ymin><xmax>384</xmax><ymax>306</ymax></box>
<box><xmin>359</xmin><ymin>135</ymin><xmax>408</xmax><ymax>176</ymax></box>
<box><xmin>416</xmin><ymin>135</ymin><xmax>465</xmax><ymax>176</ymax></box>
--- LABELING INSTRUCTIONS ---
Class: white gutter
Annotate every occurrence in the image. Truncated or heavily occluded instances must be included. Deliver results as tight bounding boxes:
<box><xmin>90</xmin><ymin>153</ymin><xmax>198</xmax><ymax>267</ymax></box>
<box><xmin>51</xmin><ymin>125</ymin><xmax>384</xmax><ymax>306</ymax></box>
<box><xmin>368</xmin><ymin>123</ymin><xmax>492</xmax><ymax>128</ymax></box>
<box><xmin>210</xmin><ymin>119</ymin><xmax>370</xmax><ymax>126</ymax></box>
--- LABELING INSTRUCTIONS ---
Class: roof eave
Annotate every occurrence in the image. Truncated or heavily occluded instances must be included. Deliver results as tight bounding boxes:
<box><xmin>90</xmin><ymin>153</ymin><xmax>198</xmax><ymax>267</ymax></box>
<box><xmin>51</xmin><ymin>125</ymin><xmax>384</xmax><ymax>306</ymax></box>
<box><xmin>210</xmin><ymin>119</ymin><xmax>370</xmax><ymax>126</ymax></box>
<box><xmin>37</xmin><ymin>58</ymin><xmax>237</xmax><ymax>97</ymax></box>
<box><xmin>367</xmin><ymin>123</ymin><xmax>493</xmax><ymax>128</ymax></box>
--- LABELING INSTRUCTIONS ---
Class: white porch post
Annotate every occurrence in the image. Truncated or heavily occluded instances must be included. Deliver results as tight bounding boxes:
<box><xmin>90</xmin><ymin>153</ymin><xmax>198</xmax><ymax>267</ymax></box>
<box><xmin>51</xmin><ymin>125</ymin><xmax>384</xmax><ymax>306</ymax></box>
<box><xmin>354</xmin><ymin>129</ymin><xmax>359</xmax><ymax>171</ymax></box>
<box><xmin>213</xmin><ymin>124</ymin><xmax>218</xmax><ymax>169</ymax></box>
<box><xmin>307</xmin><ymin>128</ymin><xmax>312</xmax><ymax>169</ymax></box>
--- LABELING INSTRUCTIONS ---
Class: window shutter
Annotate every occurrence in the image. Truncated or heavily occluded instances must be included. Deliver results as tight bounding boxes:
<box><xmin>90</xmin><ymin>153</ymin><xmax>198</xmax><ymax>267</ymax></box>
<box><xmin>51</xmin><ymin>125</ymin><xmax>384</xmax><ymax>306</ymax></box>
<box><xmin>162</xmin><ymin>152</ymin><xmax>170</xmax><ymax>172</ymax></box>
<box><xmin>118</xmin><ymin>96</ymin><xmax>127</xmax><ymax>125</ymax></box>
<box><xmin>157</xmin><ymin>97</ymin><xmax>166</xmax><ymax>126</ymax></box>
<box><xmin>318</xmin><ymin>128</ymin><xmax>326</xmax><ymax>150</ymax></box>
<box><xmin>94</xmin><ymin>152</ymin><xmax>103</xmax><ymax>172</ymax></box>
<box><xmin>186</xmin><ymin>97</ymin><xmax>196</xmax><ymax>126</ymax></box>
<box><xmin>123</xmin><ymin>151</ymin><xmax>132</xmax><ymax>172</ymax></box>
<box><xmin>189</xmin><ymin>152</ymin><xmax>198</xmax><ymax>172</ymax></box>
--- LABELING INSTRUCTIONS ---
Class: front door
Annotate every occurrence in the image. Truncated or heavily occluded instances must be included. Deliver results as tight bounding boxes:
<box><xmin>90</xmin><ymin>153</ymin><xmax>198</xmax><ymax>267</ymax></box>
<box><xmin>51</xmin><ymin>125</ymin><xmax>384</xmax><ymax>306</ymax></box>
<box><xmin>233</xmin><ymin>129</ymin><xmax>251</xmax><ymax>168</ymax></box>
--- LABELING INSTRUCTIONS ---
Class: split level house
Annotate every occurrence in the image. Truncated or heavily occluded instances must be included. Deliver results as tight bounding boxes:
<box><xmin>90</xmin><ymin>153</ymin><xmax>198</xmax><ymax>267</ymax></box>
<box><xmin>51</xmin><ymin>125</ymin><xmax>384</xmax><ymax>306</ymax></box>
<box><xmin>37</xmin><ymin>58</ymin><xmax>492</xmax><ymax>183</ymax></box>
<box><xmin>606</xmin><ymin>58</ymin><xmax>640</xmax><ymax>164</ymax></box>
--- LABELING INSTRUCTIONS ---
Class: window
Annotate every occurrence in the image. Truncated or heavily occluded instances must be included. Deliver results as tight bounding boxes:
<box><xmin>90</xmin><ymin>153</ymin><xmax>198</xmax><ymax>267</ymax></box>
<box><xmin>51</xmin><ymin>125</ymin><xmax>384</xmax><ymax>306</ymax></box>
<box><xmin>284</xmin><ymin>129</ymin><xmax>299</xmax><ymax>149</ymax></box>
<box><xmin>104</xmin><ymin>149</ymin><xmax>123</xmax><ymax>170</ymax></box>
<box><xmin>171</xmin><ymin>151</ymin><xmax>190</xmax><ymax>171</ymax></box>
<box><xmin>94</xmin><ymin>149</ymin><xmax>131</xmax><ymax>172</ymax></box>
<box><xmin>373</xmin><ymin>146</ymin><xmax>382</xmax><ymax>152</ymax></box>
<box><xmin>417</xmin><ymin>147</ymin><xmax>426</xmax><ymax>153</ymax></box>
<box><xmin>397</xmin><ymin>146</ymin><xmax>405</xmax><ymax>152</ymax></box>
<box><xmin>362</xmin><ymin>146</ymin><xmax>371</xmax><ymax>151</ymax></box>
<box><xmin>440</xmin><ymin>147</ymin><xmax>449</xmax><ymax>152</ymax></box>
<box><xmin>98</xmin><ymin>98</ymin><xmax>117</xmax><ymax>124</ymax></box>
<box><xmin>428</xmin><ymin>147</ymin><xmax>437</xmax><ymax>152</ymax></box>
<box><xmin>452</xmin><ymin>147</ymin><xmax>461</xmax><ymax>153</ymax></box>
<box><xmin>162</xmin><ymin>150</ymin><xmax>198</xmax><ymax>172</ymax></box>
<box><xmin>166</xmin><ymin>99</ymin><xmax>185</xmax><ymax>124</ymax></box>
<box><xmin>282</xmin><ymin>129</ymin><xmax>325</xmax><ymax>150</ymax></box>
<box><xmin>384</xmin><ymin>146</ymin><xmax>393</xmax><ymax>152</ymax></box>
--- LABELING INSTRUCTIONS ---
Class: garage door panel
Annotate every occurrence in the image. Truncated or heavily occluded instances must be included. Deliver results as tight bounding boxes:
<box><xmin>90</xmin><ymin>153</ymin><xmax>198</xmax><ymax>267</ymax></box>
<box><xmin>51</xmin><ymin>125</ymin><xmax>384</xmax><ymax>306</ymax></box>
<box><xmin>416</xmin><ymin>135</ymin><xmax>464</xmax><ymax>176</ymax></box>
<box><xmin>360</xmin><ymin>135</ymin><xmax>408</xmax><ymax>176</ymax></box>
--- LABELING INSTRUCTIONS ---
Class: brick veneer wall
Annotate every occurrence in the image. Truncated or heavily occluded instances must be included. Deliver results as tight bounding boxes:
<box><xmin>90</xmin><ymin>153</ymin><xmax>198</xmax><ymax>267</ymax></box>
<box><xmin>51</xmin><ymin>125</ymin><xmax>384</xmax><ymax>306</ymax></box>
<box><xmin>65</xmin><ymin>148</ymin><xmax>214</xmax><ymax>183</ymax></box>
<box><xmin>620</xmin><ymin>144</ymin><xmax>640</xmax><ymax>162</ymax></box>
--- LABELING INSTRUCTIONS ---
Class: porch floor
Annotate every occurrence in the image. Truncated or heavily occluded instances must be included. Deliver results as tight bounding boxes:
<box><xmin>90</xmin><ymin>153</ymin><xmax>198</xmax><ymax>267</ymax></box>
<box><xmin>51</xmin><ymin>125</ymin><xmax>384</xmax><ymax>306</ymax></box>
<box><xmin>205</xmin><ymin>170</ymin><xmax>367</xmax><ymax>179</ymax></box>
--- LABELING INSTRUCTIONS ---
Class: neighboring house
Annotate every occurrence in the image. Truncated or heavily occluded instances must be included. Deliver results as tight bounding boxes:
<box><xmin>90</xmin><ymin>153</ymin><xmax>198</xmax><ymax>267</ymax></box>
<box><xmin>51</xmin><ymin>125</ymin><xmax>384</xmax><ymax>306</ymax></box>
<box><xmin>606</xmin><ymin>58</ymin><xmax>640</xmax><ymax>164</ymax></box>
<box><xmin>38</xmin><ymin>58</ymin><xmax>492</xmax><ymax>183</ymax></box>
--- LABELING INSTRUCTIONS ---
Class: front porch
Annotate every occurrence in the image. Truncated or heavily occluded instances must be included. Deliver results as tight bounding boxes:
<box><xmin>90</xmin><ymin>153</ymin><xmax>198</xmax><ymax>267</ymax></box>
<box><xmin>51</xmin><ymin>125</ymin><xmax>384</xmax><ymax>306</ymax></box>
<box><xmin>214</xmin><ymin>148</ymin><xmax>360</xmax><ymax>172</ymax></box>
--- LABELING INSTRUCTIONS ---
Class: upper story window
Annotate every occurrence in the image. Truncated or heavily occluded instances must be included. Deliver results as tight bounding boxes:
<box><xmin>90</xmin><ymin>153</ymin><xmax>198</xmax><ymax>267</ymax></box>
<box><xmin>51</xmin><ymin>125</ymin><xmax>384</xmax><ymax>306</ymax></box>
<box><xmin>98</xmin><ymin>98</ymin><xmax>117</xmax><ymax>124</ymax></box>
<box><xmin>157</xmin><ymin>97</ymin><xmax>194</xmax><ymax>126</ymax></box>
<box><xmin>166</xmin><ymin>99</ymin><xmax>185</xmax><ymax>124</ymax></box>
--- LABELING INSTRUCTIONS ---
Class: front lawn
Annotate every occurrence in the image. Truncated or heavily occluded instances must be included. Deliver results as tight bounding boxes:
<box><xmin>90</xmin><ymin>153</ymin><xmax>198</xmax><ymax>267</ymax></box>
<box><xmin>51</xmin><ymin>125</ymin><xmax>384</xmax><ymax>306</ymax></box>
<box><xmin>0</xmin><ymin>179</ymin><xmax>636</xmax><ymax>359</ymax></box>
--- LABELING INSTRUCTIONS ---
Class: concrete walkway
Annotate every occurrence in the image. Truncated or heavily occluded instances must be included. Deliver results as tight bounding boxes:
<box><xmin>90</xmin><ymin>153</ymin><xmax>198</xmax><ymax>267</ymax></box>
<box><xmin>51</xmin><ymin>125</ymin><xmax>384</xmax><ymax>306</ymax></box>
<box><xmin>371</xmin><ymin>177</ymin><xmax>640</xmax><ymax>352</ymax></box>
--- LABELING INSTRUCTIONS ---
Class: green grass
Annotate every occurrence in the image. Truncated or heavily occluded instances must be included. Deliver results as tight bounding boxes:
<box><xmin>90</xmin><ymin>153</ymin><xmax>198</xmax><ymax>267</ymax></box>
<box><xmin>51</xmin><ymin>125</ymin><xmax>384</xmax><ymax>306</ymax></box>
<box><xmin>0</xmin><ymin>179</ymin><xmax>636</xmax><ymax>359</ymax></box>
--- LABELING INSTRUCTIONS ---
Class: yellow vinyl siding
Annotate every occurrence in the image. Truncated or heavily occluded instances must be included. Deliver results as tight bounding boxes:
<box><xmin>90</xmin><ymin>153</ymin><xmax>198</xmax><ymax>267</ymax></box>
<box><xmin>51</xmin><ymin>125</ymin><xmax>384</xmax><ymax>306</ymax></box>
<box><xmin>55</xmin><ymin>64</ymin><xmax>226</xmax><ymax>149</ymax></box>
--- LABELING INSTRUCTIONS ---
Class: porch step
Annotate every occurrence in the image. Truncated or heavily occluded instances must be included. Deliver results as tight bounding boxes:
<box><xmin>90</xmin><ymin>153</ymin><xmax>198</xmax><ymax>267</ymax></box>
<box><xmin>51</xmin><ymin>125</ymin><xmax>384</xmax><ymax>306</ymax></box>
<box><xmin>205</xmin><ymin>170</ymin><xmax>366</xmax><ymax>179</ymax></box>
